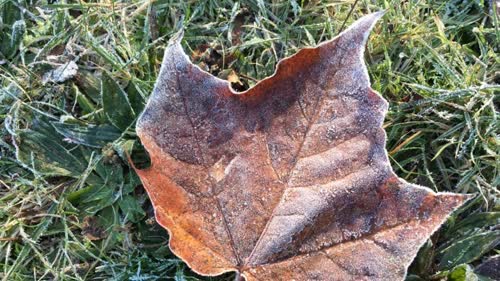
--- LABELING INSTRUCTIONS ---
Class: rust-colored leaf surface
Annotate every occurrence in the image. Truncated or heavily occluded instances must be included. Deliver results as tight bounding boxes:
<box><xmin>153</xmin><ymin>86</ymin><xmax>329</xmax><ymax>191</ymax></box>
<box><xmin>135</xmin><ymin>12</ymin><xmax>469</xmax><ymax>280</ymax></box>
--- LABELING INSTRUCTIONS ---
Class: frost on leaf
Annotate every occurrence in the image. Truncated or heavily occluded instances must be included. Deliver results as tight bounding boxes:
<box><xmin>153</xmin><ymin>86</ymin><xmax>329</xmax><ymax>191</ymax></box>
<box><xmin>42</xmin><ymin>61</ymin><xmax>78</xmax><ymax>84</ymax></box>
<box><xmin>135</xmin><ymin>12</ymin><xmax>469</xmax><ymax>281</ymax></box>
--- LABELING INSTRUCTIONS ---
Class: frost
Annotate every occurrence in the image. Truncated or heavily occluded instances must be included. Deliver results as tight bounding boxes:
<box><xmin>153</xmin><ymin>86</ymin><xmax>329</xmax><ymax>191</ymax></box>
<box><xmin>134</xmin><ymin>12</ymin><xmax>469</xmax><ymax>281</ymax></box>
<box><xmin>42</xmin><ymin>61</ymin><xmax>78</xmax><ymax>84</ymax></box>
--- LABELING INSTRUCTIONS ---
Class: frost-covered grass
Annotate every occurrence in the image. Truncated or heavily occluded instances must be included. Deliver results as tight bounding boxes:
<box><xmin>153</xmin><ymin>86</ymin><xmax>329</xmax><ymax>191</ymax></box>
<box><xmin>0</xmin><ymin>1</ymin><xmax>498</xmax><ymax>280</ymax></box>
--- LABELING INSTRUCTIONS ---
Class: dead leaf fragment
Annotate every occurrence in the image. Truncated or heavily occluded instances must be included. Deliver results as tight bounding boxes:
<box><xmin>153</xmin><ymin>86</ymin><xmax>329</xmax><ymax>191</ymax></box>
<box><xmin>81</xmin><ymin>216</ymin><xmax>105</xmax><ymax>241</ymax></box>
<box><xmin>42</xmin><ymin>61</ymin><xmax>78</xmax><ymax>84</ymax></box>
<box><xmin>135</xmin><ymin>12</ymin><xmax>469</xmax><ymax>280</ymax></box>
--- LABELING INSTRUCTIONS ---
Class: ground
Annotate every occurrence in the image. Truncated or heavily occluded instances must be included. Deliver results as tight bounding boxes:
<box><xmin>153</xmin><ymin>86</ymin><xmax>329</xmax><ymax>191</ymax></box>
<box><xmin>0</xmin><ymin>1</ymin><xmax>499</xmax><ymax>280</ymax></box>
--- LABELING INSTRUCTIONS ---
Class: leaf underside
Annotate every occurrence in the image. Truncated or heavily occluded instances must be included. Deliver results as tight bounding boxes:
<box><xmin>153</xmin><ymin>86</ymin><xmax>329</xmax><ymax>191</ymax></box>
<box><xmin>135</xmin><ymin>12</ymin><xmax>469</xmax><ymax>281</ymax></box>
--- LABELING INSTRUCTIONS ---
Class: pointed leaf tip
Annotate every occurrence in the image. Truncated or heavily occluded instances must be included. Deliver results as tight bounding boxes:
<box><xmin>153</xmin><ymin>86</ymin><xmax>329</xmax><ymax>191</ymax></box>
<box><xmin>352</xmin><ymin>10</ymin><xmax>386</xmax><ymax>31</ymax></box>
<box><xmin>169</xmin><ymin>29</ymin><xmax>184</xmax><ymax>45</ymax></box>
<box><xmin>337</xmin><ymin>10</ymin><xmax>385</xmax><ymax>53</ymax></box>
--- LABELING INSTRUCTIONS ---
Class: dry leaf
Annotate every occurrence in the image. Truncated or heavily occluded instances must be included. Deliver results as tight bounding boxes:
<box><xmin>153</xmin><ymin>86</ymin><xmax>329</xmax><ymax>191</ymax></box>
<box><xmin>135</xmin><ymin>12</ymin><xmax>469</xmax><ymax>280</ymax></box>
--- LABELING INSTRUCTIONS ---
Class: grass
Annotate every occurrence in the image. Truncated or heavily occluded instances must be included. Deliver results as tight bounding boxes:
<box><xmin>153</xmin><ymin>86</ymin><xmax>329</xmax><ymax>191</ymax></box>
<box><xmin>0</xmin><ymin>0</ymin><xmax>498</xmax><ymax>280</ymax></box>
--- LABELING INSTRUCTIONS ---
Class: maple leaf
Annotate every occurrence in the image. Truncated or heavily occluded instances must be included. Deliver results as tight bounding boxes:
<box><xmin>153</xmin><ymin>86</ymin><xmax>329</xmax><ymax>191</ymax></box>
<box><xmin>135</xmin><ymin>12</ymin><xmax>470</xmax><ymax>281</ymax></box>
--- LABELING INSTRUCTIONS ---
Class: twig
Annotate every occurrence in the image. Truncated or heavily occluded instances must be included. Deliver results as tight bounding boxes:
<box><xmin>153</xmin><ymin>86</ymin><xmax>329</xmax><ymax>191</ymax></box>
<box><xmin>338</xmin><ymin>0</ymin><xmax>359</xmax><ymax>33</ymax></box>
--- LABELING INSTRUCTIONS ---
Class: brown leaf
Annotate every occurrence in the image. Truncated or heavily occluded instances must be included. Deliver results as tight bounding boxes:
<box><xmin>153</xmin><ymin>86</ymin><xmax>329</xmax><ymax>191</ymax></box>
<box><xmin>135</xmin><ymin>12</ymin><xmax>470</xmax><ymax>280</ymax></box>
<box><xmin>81</xmin><ymin>216</ymin><xmax>105</xmax><ymax>241</ymax></box>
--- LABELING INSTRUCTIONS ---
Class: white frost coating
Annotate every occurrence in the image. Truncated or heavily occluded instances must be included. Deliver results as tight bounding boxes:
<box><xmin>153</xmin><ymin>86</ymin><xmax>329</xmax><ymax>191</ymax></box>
<box><xmin>246</xmin><ymin>11</ymin><xmax>388</xmax><ymax>266</ymax></box>
<box><xmin>42</xmin><ymin>61</ymin><xmax>78</xmax><ymax>84</ymax></box>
